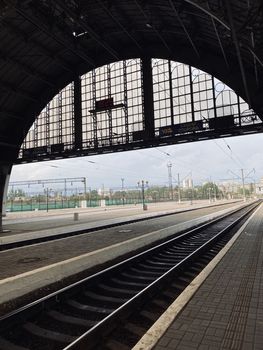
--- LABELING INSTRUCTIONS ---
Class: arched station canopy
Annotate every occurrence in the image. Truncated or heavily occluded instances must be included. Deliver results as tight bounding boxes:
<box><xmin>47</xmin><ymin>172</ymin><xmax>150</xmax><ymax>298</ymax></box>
<box><xmin>18</xmin><ymin>58</ymin><xmax>262</xmax><ymax>163</ymax></box>
<box><xmin>0</xmin><ymin>0</ymin><xmax>263</xmax><ymax>163</ymax></box>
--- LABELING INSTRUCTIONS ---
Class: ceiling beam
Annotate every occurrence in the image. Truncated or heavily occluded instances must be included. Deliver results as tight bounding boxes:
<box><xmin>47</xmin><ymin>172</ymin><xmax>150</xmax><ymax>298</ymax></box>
<box><xmin>0</xmin><ymin>50</ymin><xmax>55</xmax><ymax>88</ymax></box>
<box><xmin>246</xmin><ymin>46</ymin><xmax>263</xmax><ymax>69</ymax></box>
<box><xmin>0</xmin><ymin>80</ymin><xmax>38</xmax><ymax>103</ymax></box>
<box><xmin>0</xmin><ymin>109</ymin><xmax>24</xmax><ymax>121</ymax></box>
<box><xmin>0</xmin><ymin>141</ymin><xmax>20</xmax><ymax>149</ymax></box>
<box><xmin>184</xmin><ymin>0</ymin><xmax>230</xmax><ymax>30</ymax></box>
<box><xmin>184</xmin><ymin>0</ymin><xmax>263</xmax><ymax>72</ymax></box>
<box><xmin>56</xmin><ymin>0</ymin><xmax>120</xmax><ymax>61</ymax></box>
<box><xmin>204</xmin><ymin>1</ymin><xmax>229</xmax><ymax>69</ymax></box>
<box><xmin>249</xmin><ymin>30</ymin><xmax>259</xmax><ymax>86</ymax></box>
<box><xmin>15</xmin><ymin>5</ymin><xmax>96</xmax><ymax>68</ymax></box>
<box><xmin>224</xmin><ymin>0</ymin><xmax>251</xmax><ymax>107</ymax></box>
<box><xmin>169</xmin><ymin>0</ymin><xmax>200</xmax><ymax>58</ymax></box>
<box><xmin>98</xmin><ymin>0</ymin><xmax>142</xmax><ymax>51</ymax></box>
<box><xmin>210</xmin><ymin>16</ymin><xmax>229</xmax><ymax>68</ymax></box>
<box><xmin>3</xmin><ymin>20</ymin><xmax>75</xmax><ymax>75</ymax></box>
<box><xmin>133</xmin><ymin>0</ymin><xmax>171</xmax><ymax>54</ymax></box>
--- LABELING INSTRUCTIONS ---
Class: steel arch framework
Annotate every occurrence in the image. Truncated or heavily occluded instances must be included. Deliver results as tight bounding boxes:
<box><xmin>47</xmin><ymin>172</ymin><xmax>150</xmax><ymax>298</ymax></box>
<box><xmin>0</xmin><ymin>0</ymin><xmax>263</xmax><ymax>228</ymax></box>
<box><xmin>0</xmin><ymin>0</ymin><xmax>263</xmax><ymax>164</ymax></box>
<box><xmin>18</xmin><ymin>58</ymin><xmax>262</xmax><ymax>163</ymax></box>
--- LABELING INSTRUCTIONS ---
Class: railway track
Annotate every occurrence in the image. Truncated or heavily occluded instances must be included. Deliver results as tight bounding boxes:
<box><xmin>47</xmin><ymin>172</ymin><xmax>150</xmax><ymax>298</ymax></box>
<box><xmin>0</xmin><ymin>201</ymin><xmax>259</xmax><ymax>350</ymax></box>
<box><xmin>0</xmin><ymin>201</ymin><xmax>240</xmax><ymax>251</ymax></box>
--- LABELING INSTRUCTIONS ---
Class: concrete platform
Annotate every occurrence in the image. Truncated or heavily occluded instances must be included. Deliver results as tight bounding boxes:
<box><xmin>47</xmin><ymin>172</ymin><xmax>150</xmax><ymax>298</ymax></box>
<box><xmin>0</xmin><ymin>201</ymin><xmax>242</xmax><ymax>306</ymax></box>
<box><xmin>133</xmin><ymin>203</ymin><xmax>263</xmax><ymax>350</ymax></box>
<box><xmin>1</xmin><ymin>200</ymin><xmax>236</xmax><ymax>244</ymax></box>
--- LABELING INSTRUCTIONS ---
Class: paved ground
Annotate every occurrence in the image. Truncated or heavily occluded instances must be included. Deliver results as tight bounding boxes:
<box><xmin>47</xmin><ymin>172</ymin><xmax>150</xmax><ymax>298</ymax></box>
<box><xmin>0</xmin><ymin>201</ymin><xmax>239</xmax><ymax>279</ymax></box>
<box><xmin>1</xmin><ymin>200</ymin><xmax>233</xmax><ymax>234</ymax></box>
<box><xmin>152</xmin><ymin>203</ymin><xmax>263</xmax><ymax>350</ymax></box>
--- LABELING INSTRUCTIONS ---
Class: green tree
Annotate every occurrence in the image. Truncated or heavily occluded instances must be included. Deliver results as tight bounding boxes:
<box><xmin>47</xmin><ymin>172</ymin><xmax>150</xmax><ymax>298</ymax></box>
<box><xmin>8</xmin><ymin>188</ymin><xmax>26</xmax><ymax>199</ymax></box>
<box><xmin>201</xmin><ymin>182</ymin><xmax>221</xmax><ymax>200</ymax></box>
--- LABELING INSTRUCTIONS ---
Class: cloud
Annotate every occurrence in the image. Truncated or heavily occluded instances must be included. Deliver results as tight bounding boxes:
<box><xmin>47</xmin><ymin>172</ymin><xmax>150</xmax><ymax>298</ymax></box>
<box><xmin>11</xmin><ymin>133</ymin><xmax>263</xmax><ymax>189</ymax></box>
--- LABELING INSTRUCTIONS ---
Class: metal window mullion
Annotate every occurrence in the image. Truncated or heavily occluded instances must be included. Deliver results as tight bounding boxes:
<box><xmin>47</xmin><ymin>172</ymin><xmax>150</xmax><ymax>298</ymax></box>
<box><xmin>92</xmin><ymin>69</ymin><xmax>98</xmax><ymax>148</ymax></box>
<box><xmin>69</xmin><ymin>84</ymin><xmax>75</xmax><ymax>144</ymax></box>
<box><xmin>73</xmin><ymin>76</ymin><xmax>83</xmax><ymax>150</ymax></box>
<box><xmin>168</xmin><ymin>60</ymin><xmax>174</xmax><ymax>125</ymax></box>
<box><xmin>237</xmin><ymin>95</ymin><xmax>242</xmax><ymax>127</ymax></box>
<box><xmin>123</xmin><ymin>60</ymin><xmax>129</xmax><ymax>143</ymax></box>
<box><xmin>107</xmin><ymin>64</ymin><xmax>112</xmax><ymax>145</ymax></box>
<box><xmin>141</xmin><ymin>56</ymin><xmax>155</xmax><ymax>140</ymax></box>
<box><xmin>70</xmin><ymin>83</ymin><xmax>75</xmax><ymax>147</ymax></box>
<box><xmin>140</xmin><ymin>58</ymin><xmax>145</xmax><ymax>131</ymax></box>
<box><xmin>58</xmin><ymin>90</ymin><xmax>63</xmax><ymax>144</ymax></box>
<box><xmin>45</xmin><ymin>103</ymin><xmax>50</xmax><ymax>147</ymax></box>
<box><xmin>211</xmin><ymin>76</ymin><xmax>217</xmax><ymax>120</ymax></box>
<box><xmin>34</xmin><ymin>117</ymin><xmax>38</xmax><ymax>148</ymax></box>
<box><xmin>189</xmin><ymin>65</ymin><xmax>195</xmax><ymax>122</ymax></box>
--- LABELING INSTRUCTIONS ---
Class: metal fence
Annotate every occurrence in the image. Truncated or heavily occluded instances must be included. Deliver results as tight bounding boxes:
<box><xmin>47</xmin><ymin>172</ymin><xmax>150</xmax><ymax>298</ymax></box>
<box><xmin>5</xmin><ymin>198</ymin><xmax>150</xmax><ymax>212</ymax></box>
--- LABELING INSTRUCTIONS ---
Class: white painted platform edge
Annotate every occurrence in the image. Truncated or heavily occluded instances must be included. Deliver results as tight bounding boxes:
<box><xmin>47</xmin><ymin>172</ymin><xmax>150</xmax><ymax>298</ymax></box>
<box><xmin>0</xmin><ymin>201</ymin><xmax>243</xmax><ymax>245</ymax></box>
<box><xmin>132</xmin><ymin>203</ymin><xmax>262</xmax><ymax>350</ymax></box>
<box><xmin>0</xmin><ymin>204</ymin><xmax>244</xmax><ymax>305</ymax></box>
<box><xmin>0</xmin><ymin>202</ymin><xmax>251</xmax><ymax>305</ymax></box>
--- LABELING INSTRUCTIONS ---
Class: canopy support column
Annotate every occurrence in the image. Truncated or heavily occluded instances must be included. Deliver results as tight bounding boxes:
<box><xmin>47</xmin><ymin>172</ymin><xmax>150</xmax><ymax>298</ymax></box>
<box><xmin>0</xmin><ymin>163</ymin><xmax>12</xmax><ymax>232</ymax></box>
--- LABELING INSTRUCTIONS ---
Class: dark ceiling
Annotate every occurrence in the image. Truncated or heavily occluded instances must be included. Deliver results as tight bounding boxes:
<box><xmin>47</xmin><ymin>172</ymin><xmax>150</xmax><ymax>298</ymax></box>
<box><xmin>0</xmin><ymin>0</ymin><xmax>262</xmax><ymax>162</ymax></box>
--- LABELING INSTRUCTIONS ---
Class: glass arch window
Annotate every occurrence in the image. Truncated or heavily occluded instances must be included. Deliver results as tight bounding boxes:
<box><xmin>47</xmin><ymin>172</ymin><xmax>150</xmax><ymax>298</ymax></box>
<box><xmin>19</xmin><ymin>58</ymin><xmax>260</xmax><ymax>162</ymax></box>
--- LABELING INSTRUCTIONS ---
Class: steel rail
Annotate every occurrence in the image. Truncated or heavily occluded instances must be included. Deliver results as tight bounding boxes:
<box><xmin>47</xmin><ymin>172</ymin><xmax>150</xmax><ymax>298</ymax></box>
<box><xmin>0</xmin><ymin>201</ymin><xmax>240</xmax><ymax>252</ymax></box>
<box><xmin>0</xmin><ymin>201</ymin><xmax>259</xmax><ymax>350</ymax></box>
<box><xmin>64</xmin><ymin>201</ymin><xmax>259</xmax><ymax>349</ymax></box>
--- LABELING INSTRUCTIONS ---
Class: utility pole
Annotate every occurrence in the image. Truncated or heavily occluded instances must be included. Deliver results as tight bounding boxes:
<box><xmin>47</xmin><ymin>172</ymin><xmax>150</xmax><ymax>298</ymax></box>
<box><xmin>190</xmin><ymin>172</ymin><xmax>193</xmax><ymax>205</ymax></box>
<box><xmin>46</xmin><ymin>188</ymin><xmax>52</xmax><ymax>212</ymax></box>
<box><xmin>46</xmin><ymin>188</ymin><xmax>49</xmax><ymax>212</ymax></box>
<box><xmin>213</xmin><ymin>182</ymin><xmax>217</xmax><ymax>202</ymax></box>
<box><xmin>138</xmin><ymin>180</ymin><xmax>148</xmax><ymax>210</ymax></box>
<box><xmin>241</xmin><ymin>168</ymin><xmax>246</xmax><ymax>201</ymax></box>
<box><xmin>208</xmin><ymin>187</ymin><xmax>211</xmax><ymax>204</ymax></box>
<box><xmin>190</xmin><ymin>181</ymin><xmax>193</xmax><ymax>205</ymax></box>
<box><xmin>83</xmin><ymin>178</ymin><xmax>87</xmax><ymax>200</ymax></box>
<box><xmin>167</xmin><ymin>162</ymin><xmax>173</xmax><ymax>200</ymax></box>
<box><xmin>121</xmin><ymin>178</ymin><xmax>125</xmax><ymax>205</ymax></box>
<box><xmin>177</xmin><ymin>173</ymin><xmax>181</xmax><ymax>203</ymax></box>
<box><xmin>228</xmin><ymin>168</ymin><xmax>254</xmax><ymax>202</ymax></box>
<box><xmin>102</xmin><ymin>184</ymin><xmax>105</xmax><ymax>198</ymax></box>
<box><xmin>64</xmin><ymin>179</ymin><xmax>67</xmax><ymax>198</ymax></box>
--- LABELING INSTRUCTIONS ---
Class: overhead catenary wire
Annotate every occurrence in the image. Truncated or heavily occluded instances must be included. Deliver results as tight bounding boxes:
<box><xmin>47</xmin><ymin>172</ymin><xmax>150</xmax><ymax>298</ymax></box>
<box><xmin>213</xmin><ymin>139</ymin><xmax>244</xmax><ymax>168</ymax></box>
<box><xmin>155</xmin><ymin>147</ymin><xmax>209</xmax><ymax>177</ymax></box>
<box><xmin>222</xmin><ymin>138</ymin><xmax>245</xmax><ymax>167</ymax></box>
<box><xmin>153</xmin><ymin>61</ymin><xmax>247</xmax><ymax>173</ymax></box>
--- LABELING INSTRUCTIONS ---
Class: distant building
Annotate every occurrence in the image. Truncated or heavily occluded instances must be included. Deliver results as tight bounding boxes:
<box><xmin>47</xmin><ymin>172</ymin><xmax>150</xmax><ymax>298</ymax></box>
<box><xmin>182</xmin><ymin>178</ymin><xmax>193</xmax><ymax>189</ymax></box>
<box><xmin>218</xmin><ymin>180</ymin><xmax>255</xmax><ymax>196</ymax></box>
<box><xmin>255</xmin><ymin>177</ymin><xmax>263</xmax><ymax>195</ymax></box>
<box><xmin>218</xmin><ymin>180</ymin><xmax>240</xmax><ymax>193</ymax></box>
<box><xmin>98</xmin><ymin>187</ymin><xmax>111</xmax><ymax>197</ymax></box>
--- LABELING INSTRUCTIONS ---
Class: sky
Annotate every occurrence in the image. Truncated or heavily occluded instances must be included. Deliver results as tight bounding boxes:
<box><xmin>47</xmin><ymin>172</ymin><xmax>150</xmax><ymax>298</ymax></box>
<box><xmin>10</xmin><ymin>133</ymin><xmax>263</xmax><ymax>191</ymax></box>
